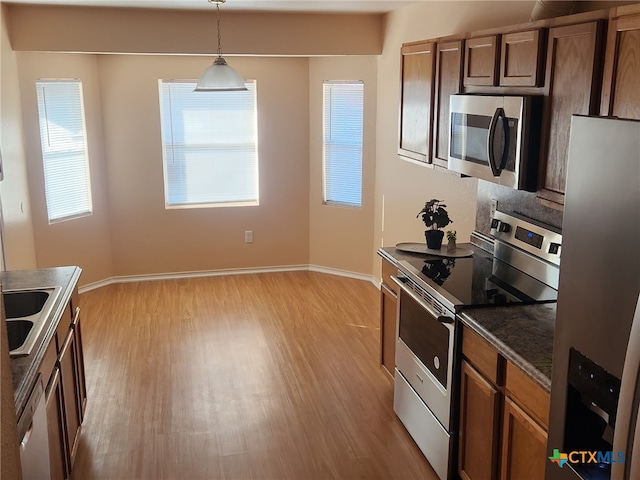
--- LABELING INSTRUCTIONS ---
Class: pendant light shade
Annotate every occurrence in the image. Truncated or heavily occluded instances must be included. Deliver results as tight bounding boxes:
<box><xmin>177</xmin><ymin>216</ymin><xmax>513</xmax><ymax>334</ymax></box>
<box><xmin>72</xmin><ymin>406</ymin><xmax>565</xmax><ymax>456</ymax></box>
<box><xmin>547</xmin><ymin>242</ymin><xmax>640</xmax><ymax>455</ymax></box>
<box><xmin>195</xmin><ymin>57</ymin><xmax>247</xmax><ymax>91</ymax></box>
<box><xmin>195</xmin><ymin>0</ymin><xmax>247</xmax><ymax>92</ymax></box>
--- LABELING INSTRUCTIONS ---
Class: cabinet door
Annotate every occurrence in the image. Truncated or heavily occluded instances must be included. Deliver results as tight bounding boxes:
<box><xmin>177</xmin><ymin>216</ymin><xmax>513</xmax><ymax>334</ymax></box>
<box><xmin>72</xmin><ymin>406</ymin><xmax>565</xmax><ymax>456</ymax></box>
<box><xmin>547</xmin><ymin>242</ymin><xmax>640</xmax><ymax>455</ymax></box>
<box><xmin>537</xmin><ymin>21</ymin><xmax>602</xmax><ymax>208</ymax></box>
<box><xmin>601</xmin><ymin>12</ymin><xmax>640</xmax><ymax>119</ymax></box>
<box><xmin>458</xmin><ymin>361</ymin><xmax>500</xmax><ymax>480</ymax></box>
<box><xmin>380</xmin><ymin>283</ymin><xmax>397</xmax><ymax>379</ymax></box>
<box><xmin>433</xmin><ymin>40</ymin><xmax>463</xmax><ymax>168</ymax></box>
<box><xmin>464</xmin><ymin>36</ymin><xmax>498</xmax><ymax>86</ymax></box>
<box><xmin>73</xmin><ymin>308</ymin><xmax>87</xmax><ymax>420</ymax></box>
<box><xmin>46</xmin><ymin>368</ymin><xmax>68</xmax><ymax>480</ymax></box>
<box><xmin>501</xmin><ymin>397</ymin><xmax>547</xmax><ymax>480</ymax></box>
<box><xmin>500</xmin><ymin>30</ymin><xmax>543</xmax><ymax>86</ymax></box>
<box><xmin>398</xmin><ymin>41</ymin><xmax>435</xmax><ymax>164</ymax></box>
<box><xmin>60</xmin><ymin>327</ymin><xmax>82</xmax><ymax>469</ymax></box>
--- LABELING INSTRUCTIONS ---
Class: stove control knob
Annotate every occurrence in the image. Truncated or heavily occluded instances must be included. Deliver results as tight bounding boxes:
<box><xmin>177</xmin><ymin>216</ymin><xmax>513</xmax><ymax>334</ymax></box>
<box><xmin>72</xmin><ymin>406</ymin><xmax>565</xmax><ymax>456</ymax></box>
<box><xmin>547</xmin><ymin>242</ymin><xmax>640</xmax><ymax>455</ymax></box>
<box><xmin>549</xmin><ymin>242</ymin><xmax>561</xmax><ymax>255</ymax></box>
<box><xmin>490</xmin><ymin>218</ymin><xmax>500</xmax><ymax>229</ymax></box>
<box><xmin>498</xmin><ymin>222</ymin><xmax>511</xmax><ymax>233</ymax></box>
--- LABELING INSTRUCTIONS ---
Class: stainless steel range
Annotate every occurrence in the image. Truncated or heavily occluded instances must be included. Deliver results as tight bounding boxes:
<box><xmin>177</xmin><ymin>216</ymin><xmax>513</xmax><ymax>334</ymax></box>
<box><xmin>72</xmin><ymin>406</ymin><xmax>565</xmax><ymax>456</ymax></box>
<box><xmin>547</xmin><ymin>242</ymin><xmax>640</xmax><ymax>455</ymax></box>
<box><xmin>388</xmin><ymin>211</ymin><xmax>562</xmax><ymax>480</ymax></box>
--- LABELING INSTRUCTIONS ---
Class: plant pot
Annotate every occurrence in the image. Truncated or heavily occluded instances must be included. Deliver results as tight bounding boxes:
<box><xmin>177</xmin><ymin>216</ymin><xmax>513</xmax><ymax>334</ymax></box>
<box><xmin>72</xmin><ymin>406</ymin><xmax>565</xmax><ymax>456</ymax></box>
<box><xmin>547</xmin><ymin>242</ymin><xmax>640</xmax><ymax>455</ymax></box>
<box><xmin>425</xmin><ymin>230</ymin><xmax>444</xmax><ymax>250</ymax></box>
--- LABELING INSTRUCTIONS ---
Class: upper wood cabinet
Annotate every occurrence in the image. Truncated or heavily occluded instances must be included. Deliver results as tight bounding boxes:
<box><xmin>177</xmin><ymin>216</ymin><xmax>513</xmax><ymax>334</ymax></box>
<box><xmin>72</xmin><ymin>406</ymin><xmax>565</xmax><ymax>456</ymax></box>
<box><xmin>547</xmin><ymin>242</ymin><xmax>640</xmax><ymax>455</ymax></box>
<box><xmin>601</xmin><ymin>9</ymin><xmax>640</xmax><ymax>119</ymax></box>
<box><xmin>398</xmin><ymin>41</ymin><xmax>436</xmax><ymax>164</ymax></box>
<box><xmin>464</xmin><ymin>36</ymin><xmax>499</xmax><ymax>86</ymax></box>
<box><xmin>433</xmin><ymin>40</ymin><xmax>464</xmax><ymax>168</ymax></box>
<box><xmin>537</xmin><ymin>21</ymin><xmax>602</xmax><ymax>208</ymax></box>
<box><xmin>500</xmin><ymin>30</ymin><xmax>544</xmax><ymax>87</ymax></box>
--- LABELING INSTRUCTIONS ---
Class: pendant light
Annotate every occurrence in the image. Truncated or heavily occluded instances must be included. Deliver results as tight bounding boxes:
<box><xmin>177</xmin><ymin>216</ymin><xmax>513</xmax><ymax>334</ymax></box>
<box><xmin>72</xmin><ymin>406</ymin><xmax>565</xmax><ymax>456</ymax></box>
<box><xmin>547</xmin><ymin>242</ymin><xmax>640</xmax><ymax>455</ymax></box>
<box><xmin>195</xmin><ymin>0</ymin><xmax>247</xmax><ymax>92</ymax></box>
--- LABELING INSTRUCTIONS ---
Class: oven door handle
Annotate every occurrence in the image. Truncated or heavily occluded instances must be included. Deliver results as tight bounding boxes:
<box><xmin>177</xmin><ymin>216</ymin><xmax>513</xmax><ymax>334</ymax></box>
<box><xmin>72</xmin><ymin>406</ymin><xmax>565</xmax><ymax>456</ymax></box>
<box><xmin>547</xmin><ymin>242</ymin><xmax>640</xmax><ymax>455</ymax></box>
<box><xmin>391</xmin><ymin>276</ymin><xmax>455</xmax><ymax>329</ymax></box>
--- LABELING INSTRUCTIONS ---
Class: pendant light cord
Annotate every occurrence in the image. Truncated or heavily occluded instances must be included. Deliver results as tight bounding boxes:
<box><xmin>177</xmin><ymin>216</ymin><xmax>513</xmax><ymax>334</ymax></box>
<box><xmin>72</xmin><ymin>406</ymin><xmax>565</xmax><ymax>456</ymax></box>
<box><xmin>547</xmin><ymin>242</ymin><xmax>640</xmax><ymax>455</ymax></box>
<box><xmin>216</xmin><ymin>1</ymin><xmax>223</xmax><ymax>58</ymax></box>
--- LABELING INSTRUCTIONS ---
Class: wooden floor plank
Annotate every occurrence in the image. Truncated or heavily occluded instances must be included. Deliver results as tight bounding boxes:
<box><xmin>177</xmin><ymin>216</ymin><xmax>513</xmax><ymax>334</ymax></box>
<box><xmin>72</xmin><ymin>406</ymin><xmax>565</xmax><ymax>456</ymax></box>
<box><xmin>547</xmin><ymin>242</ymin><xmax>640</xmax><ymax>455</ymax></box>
<box><xmin>71</xmin><ymin>271</ymin><xmax>437</xmax><ymax>480</ymax></box>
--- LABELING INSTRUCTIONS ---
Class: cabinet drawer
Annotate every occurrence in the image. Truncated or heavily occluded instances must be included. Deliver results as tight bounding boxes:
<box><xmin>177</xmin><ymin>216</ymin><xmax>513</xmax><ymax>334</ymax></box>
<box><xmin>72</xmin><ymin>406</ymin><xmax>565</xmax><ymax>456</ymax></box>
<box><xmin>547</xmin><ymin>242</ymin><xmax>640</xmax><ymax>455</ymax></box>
<box><xmin>381</xmin><ymin>258</ymin><xmax>399</xmax><ymax>296</ymax></box>
<box><xmin>505</xmin><ymin>361</ymin><xmax>550</xmax><ymax>429</ymax></box>
<box><xmin>462</xmin><ymin>327</ymin><xmax>501</xmax><ymax>385</ymax></box>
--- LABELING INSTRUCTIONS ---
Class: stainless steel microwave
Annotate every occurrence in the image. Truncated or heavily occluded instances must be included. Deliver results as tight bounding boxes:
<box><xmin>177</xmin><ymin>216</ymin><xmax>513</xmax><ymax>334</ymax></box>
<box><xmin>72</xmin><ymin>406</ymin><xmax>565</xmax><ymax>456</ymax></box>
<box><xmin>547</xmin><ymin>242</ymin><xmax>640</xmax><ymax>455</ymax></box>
<box><xmin>448</xmin><ymin>94</ymin><xmax>543</xmax><ymax>191</ymax></box>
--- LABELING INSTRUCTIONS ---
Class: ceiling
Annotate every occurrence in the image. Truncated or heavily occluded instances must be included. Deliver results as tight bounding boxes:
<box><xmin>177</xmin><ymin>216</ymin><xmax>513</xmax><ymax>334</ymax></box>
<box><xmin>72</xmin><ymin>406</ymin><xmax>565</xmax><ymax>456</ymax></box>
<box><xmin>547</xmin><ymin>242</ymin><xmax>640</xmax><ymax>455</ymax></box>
<box><xmin>3</xmin><ymin>0</ymin><xmax>425</xmax><ymax>13</ymax></box>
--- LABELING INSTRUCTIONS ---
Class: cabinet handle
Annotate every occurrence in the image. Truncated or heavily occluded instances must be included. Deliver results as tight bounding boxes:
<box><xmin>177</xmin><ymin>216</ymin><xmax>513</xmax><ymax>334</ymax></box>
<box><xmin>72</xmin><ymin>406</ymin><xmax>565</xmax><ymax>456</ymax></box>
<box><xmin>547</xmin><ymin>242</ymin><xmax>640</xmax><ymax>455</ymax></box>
<box><xmin>59</xmin><ymin>328</ymin><xmax>74</xmax><ymax>358</ymax></box>
<box><xmin>45</xmin><ymin>368</ymin><xmax>60</xmax><ymax>402</ymax></box>
<box><xmin>72</xmin><ymin>306</ymin><xmax>80</xmax><ymax>327</ymax></box>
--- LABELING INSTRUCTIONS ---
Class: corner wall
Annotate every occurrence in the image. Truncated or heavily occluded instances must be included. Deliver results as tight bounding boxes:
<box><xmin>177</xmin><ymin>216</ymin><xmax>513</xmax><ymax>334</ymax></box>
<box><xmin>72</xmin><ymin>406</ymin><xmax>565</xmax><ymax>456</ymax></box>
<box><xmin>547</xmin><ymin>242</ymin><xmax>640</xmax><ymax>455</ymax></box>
<box><xmin>308</xmin><ymin>56</ymin><xmax>377</xmax><ymax>276</ymax></box>
<box><xmin>17</xmin><ymin>52</ymin><xmax>114</xmax><ymax>286</ymax></box>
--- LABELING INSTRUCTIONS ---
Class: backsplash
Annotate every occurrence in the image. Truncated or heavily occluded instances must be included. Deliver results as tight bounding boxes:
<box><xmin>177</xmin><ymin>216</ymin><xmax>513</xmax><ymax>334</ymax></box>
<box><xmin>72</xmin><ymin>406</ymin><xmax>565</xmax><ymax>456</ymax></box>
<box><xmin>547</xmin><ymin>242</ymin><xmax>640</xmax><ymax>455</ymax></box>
<box><xmin>475</xmin><ymin>180</ymin><xmax>564</xmax><ymax>236</ymax></box>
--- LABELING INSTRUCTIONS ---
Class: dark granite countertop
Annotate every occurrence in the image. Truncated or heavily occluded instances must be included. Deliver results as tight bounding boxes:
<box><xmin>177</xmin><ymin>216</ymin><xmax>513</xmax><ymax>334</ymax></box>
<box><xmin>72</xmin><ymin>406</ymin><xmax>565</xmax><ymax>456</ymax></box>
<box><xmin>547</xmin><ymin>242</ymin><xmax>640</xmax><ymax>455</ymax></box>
<box><xmin>378</xmin><ymin>245</ymin><xmax>555</xmax><ymax>392</ymax></box>
<box><xmin>459</xmin><ymin>303</ymin><xmax>556</xmax><ymax>392</ymax></box>
<box><xmin>4</xmin><ymin>266</ymin><xmax>82</xmax><ymax>416</ymax></box>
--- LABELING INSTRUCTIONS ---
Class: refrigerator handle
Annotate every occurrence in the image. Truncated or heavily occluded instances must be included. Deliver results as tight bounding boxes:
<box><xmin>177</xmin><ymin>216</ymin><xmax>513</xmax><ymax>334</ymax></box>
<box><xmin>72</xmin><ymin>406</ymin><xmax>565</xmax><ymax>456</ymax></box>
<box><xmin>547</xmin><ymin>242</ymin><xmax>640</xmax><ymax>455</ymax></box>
<box><xmin>487</xmin><ymin>107</ymin><xmax>508</xmax><ymax>176</ymax></box>
<box><xmin>612</xmin><ymin>292</ymin><xmax>640</xmax><ymax>480</ymax></box>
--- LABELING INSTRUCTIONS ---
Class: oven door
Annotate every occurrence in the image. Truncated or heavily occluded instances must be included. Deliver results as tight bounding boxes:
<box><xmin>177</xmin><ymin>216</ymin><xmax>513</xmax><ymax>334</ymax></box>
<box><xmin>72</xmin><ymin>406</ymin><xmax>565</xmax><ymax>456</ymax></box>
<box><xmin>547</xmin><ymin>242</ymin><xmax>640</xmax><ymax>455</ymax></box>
<box><xmin>448</xmin><ymin>95</ymin><xmax>523</xmax><ymax>189</ymax></box>
<box><xmin>392</xmin><ymin>275</ymin><xmax>456</xmax><ymax>431</ymax></box>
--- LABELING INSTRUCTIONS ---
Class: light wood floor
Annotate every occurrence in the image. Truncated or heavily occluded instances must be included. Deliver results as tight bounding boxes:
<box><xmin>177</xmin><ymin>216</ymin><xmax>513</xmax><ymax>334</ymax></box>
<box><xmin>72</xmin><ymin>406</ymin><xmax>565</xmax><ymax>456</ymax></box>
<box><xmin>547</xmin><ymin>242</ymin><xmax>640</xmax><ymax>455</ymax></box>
<box><xmin>71</xmin><ymin>271</ymin><xmax>437</xmax><ymax>480</ymax></box>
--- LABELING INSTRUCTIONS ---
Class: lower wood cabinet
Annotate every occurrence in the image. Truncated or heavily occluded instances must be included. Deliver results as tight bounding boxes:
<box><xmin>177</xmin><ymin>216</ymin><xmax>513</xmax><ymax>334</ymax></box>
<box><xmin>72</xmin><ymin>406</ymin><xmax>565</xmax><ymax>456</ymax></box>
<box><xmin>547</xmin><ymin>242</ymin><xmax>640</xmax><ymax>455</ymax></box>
<box><xmin>380</xmin><ymin>258</ymin><xmax>399</xmax><ymax>379</ymax></box>
<box><xmin>60</xmin><ymin>325</ymin><xmax>82</xmax><ymax>470</ymax></box>
<box><xmin>501</xmin><ymin>397</ymin><xmax>548</xmax><ymax>480</ymax></box>
<box><xmin>380</xmin><ymin>283</ymin><xmax>397</xmax><ymax>378</ymax></box>
<box><xmin>459</xmin><ymin>360</ymin><xmax>500</xmax><ymax>480</ymax></box>
<box><xmin>40</xmin><ymin>287</ymin><xmax>86</xmax><ymax>479</ymax></box>
<box><xmin>459</xmin><ymin>326</ymin><xmax>549</xmax><ymax>480</ymax></box>
<box><xmin>45</xmin><ymin>368</ymin><xmax>67</xmax><ymax>480</ymax></box>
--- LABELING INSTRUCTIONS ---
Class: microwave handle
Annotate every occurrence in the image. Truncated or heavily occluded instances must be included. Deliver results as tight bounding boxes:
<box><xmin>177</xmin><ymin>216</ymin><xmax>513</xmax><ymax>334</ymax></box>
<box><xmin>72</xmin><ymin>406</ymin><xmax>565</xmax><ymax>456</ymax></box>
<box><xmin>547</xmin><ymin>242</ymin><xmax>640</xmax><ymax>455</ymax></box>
<box><xmin>487</xmin><ymin>107</ymin><xmax>509</xmax><ymax>176</ymax></box>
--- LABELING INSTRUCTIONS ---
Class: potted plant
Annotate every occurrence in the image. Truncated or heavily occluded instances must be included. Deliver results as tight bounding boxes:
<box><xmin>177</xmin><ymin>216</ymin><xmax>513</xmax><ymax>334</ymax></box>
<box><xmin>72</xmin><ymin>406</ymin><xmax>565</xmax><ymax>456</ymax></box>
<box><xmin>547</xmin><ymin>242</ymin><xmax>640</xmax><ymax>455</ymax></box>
<box><xmin>446</xmin><ymin>230</ymin><xmax>457</xmax><ymax>253</ymax></box>
<box><xmin>417</xmin><ymin>199</ymin><xmax>453</xmax><ymax>249</ymax></box>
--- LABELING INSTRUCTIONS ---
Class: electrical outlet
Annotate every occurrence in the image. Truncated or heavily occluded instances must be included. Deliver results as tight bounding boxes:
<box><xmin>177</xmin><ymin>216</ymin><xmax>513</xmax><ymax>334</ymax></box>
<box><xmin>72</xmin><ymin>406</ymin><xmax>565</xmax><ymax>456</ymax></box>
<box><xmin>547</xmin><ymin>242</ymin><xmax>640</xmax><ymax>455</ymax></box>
<box><xmin>244</xmin><ymin>230</ymin><xmax>253</xmax><ymax>243</ymax></box>
<box><xmin>490</xmin><ymin>199</ymin><xmax>498</xmax><ymax>220</ymax></box>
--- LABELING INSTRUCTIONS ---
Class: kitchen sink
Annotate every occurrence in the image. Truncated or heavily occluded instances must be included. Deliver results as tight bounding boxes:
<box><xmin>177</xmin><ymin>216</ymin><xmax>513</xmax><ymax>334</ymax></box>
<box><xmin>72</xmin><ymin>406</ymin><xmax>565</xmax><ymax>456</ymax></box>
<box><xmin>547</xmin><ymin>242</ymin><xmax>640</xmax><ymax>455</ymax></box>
<box><xmin>4</xmin><ymin>287</ymin><xmax>62</xmax><ymax>357</ymax></box>
<box><xmin>6</xmin><ymin>320</ymin><xmax>34</xmax><ymax>351</ymax></box>
<box><xmin>4</xmin><ymin>290</ymin><xmax>51</xmax><ymax>319</ymax></box>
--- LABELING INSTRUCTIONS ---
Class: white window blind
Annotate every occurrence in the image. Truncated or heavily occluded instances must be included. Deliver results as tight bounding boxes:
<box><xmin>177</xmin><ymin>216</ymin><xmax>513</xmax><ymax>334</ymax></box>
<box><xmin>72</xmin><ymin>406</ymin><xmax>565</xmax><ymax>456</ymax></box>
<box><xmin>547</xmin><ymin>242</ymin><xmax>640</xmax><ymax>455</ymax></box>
<box><xmin>36</xmin><ymin>80</ymin><xmax>92</xmax><ymax>223</ymax></box>
<box><xmin>323</xmin><ymin>81</ymin><xmax>364</xmax><ymax>208</ymax></box>
<box><xmin>159</xmin><ymin>80</ymin><xmax>259</xmax><ymax>208</ymax></box>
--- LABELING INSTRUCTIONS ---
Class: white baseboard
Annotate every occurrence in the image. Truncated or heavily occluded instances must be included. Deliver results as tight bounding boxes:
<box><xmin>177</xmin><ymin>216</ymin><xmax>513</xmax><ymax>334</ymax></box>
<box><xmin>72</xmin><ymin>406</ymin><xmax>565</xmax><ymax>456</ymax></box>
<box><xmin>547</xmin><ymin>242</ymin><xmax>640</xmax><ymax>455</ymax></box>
<box><xmin>79</xmin><ymin>264</ymin><xmax>377</xmax><ymax>294</ymax></box>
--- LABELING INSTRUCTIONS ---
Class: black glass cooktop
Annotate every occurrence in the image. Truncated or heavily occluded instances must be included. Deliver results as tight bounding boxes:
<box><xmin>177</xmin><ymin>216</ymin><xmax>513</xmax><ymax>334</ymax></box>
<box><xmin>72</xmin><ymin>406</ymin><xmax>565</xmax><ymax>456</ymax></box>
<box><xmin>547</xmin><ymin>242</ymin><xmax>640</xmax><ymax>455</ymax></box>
<box><xmin>394</xmin><ymin>244</ymin><xmax>558</xmax><ymax>312</ymax></box>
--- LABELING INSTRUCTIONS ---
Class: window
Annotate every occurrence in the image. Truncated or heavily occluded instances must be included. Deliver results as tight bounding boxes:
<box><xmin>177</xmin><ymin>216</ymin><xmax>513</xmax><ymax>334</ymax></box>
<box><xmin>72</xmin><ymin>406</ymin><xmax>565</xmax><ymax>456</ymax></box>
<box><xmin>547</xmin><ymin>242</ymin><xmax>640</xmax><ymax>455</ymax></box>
<box><xmin>36</xmin><ymin>80</ymin><xmax>92</xmax><ymax>223</ymax></box>
<box><xmin>159</xmin><ymin>80</ymin><xmax>259</xmax><ymax>208</ymax></box>
<box><xmin>322</xmin><ymin>81</ymin><xmax>364</xmax><ymax>208</ymax></box>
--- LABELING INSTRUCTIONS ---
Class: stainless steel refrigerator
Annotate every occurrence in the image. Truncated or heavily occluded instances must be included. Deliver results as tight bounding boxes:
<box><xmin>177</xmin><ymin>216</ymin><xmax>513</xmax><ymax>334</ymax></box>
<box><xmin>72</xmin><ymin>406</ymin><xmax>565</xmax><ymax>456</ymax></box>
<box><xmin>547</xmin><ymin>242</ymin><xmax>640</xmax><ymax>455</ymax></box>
<box><xmin>546</xmin><ymin>116</ymin><xmax>640</xmax><ymax>480</ymax></box>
